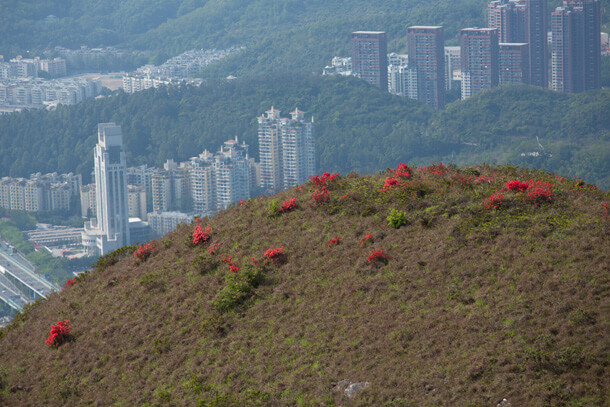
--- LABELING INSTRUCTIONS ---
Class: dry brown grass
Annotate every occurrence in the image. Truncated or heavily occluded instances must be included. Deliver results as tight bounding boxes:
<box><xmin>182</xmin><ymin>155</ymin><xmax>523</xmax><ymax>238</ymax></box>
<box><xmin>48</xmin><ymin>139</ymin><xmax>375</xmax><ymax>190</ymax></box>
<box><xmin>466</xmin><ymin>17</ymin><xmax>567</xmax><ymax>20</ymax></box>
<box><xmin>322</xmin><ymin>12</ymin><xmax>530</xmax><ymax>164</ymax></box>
<box><xmin>0</xmin><ymin>164</ymin><xmax>608</xmax><ymax>406</ymax></box>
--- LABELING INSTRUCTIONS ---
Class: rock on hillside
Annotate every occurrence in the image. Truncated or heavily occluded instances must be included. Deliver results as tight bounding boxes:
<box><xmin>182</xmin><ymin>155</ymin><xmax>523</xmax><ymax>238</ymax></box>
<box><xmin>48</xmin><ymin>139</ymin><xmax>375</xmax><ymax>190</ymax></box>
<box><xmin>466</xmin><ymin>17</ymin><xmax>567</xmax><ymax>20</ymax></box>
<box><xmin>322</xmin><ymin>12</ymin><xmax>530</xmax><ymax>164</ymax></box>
<box><xmin>0</xmin><ymin>164</ymin><xmax>608</xmax><ymax>406</ymax></box>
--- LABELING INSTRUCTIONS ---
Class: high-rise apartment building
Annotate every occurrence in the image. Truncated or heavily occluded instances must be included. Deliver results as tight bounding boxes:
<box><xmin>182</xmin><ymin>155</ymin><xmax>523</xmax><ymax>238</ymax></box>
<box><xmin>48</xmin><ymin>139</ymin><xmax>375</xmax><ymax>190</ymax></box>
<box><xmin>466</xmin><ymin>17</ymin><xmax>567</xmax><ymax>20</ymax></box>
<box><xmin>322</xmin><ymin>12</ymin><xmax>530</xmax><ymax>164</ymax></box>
<box><xmin>499</xmin><ymin>43</ymin><xmax>530</xmax><ymax>84</ymax></box>
<box><xmin>258</xmin><ymin>107</ymin><xmax>315</xmax><ymax>194</ymax></box>
<box><xmin>551</xmin><ymin>0</ymin><xmax>601</xmax><ymax>92</ymax></box>
<box><xmin>213</xmin><ymin>139</ymin><xmax>250</xmax><ymax>211</ymax></box>
<box><xmin>351</xmin><ymin>31</ymin><xmax>388</xmax><ymax>89</ymax></box>
<box><xmin>188</xmin><ymin>139</ymin><xmax>250</xmax><ymax>216</ymax></box>
<box><xmin>488</xmin><ymin>0</ymin><xmax>527</xmax><ymax>43</ymax></box>
<box><xmin>280</xmin><ymin>109</ymin><xmax>315</xmax><ymax>188</ymax></box>
<box><xmin>258</xmin><ymin>107</ymin><xmax>283</xmax><ymax>193</ymax></box>
<box><xmin>190</xmin><ymin>151</ymin><xmax>216</xmax><ymax>216</ymax></box>
<box><xmin>407</xmin><ymin>26</ymin><xmax>445</xmax><ymax>110</ymax></box>
<box><xmin>524</xmin><ymin>0</ymin><xmax>548</xmax><ymax>87</ymax></box>
<box><xmin>488</xmin><ymin>0</ymin><xmax>546</xmax><ymax>87</ymax></box>
<box><xmin>82</xmin><ymin>123</ymin><xmax>130</xmax><ymax>256</ymax></box>
<box><xmin>460</xmin><ymin>28</ymin><xmax>500</xmax><ymax>99</ymax></box>
<box><xmin>444</xmin><ymin>46</ymin><xmax>461</xmax><ymax>90</ymax></box>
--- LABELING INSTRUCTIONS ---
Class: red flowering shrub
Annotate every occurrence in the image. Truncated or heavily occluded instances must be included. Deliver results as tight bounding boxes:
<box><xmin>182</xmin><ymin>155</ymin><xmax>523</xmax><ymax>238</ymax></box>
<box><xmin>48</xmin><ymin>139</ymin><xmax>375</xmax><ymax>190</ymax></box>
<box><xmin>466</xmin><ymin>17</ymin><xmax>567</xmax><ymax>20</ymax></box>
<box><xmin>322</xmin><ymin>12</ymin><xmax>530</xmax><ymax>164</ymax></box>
<box><xmin>381</xmin><ymin>177</ymin><xmax>401</xmax><ymax>192</ymax></box>
<box><xmin>328</xmin><ymin>236</ymin><xmax>342</xmax><ymax>247</ymax></box>
<box><xmin>192</xmin><ymin>225</ymin><xmax>211</xmax><ymax>246</ymax></box>
<box><xmin>485</xmin><ymin>192</ymin><xmax>504</xmax><ymax>209</ymax></box>
<box><xmin>208</xmin><ymin>243</ymin><xmax>220</xmax><ymax>255</ymax></box>
<box><xmin>222</xmin><ymin>254</ymin><xmax>233</xmax><ymax>264</ymax></box>
<box><xmin>311</xmin><ymin>187</ymin><xmax>330</xmax><ymax>206</ymax></box>
<box><xmin>309</xmin><ymin>172</ymin><xmax>340</xmax><ymax>188</ymax></box>
<box><xmin>454</xmin><ymin>173</ymin><xmax>475</xmax><ymax>186</ymax></box>
<box><xmin>393</xmin><ymin>163</ymin><xmax>413</xmax><ymax>178</ymax></box>
<box><xmin>280</xmin><ymin>198</ymin><xmax>297</xmax><ymax>212</ymax></box>
<box><xmin>505</xmin><ymin>180</ymin><xmax>530</xmax><ymax>191</ymax></box>
<box><xmin>360</xmin><ymin>232</ymin><xmax>373</xmax><ymax>247</ymax></box>
<box><xmin>417</xmin><ymin>163</ymin><xmax>450</xmax><ymax>177</ymax></box>
<box><xmin>525</xmin><ymin>187</ymin><xmax>553</xmax><ymax>205</ymax></box>
<box><xmin>264</xmin><ymin>246</ymin><xmax>284</xmax><ymax>260</ymax></box>
<box><xmin>134</xmin><ymin>243</ymin><xmax>155</xmax><ymax>262</ymax></box>
<box><xmin>64</xmin><ymin>278</ymin><xmax>76</xmax><ymax>288</ymax></box>
<box><xmin>229</xmin><ymin>264</ymin><xmax>240</xmax><ymax>273</ymax></box>
<box><xmin>367</xmin><ymin>247</ymin><xmax>391</xmax><ymax>265</ymax></box>
<box><xmin>46</xmin><ymin>320</ymin><xmax>72</xmax><ymax>348</ymax></box>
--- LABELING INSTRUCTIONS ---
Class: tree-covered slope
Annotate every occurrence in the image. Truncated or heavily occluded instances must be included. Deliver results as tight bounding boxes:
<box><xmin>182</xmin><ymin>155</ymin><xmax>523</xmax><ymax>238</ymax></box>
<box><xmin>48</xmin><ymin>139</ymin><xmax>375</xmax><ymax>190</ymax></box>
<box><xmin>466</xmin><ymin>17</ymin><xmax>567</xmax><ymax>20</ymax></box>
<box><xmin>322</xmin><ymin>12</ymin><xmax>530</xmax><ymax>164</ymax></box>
<box><xmin>0</xmin><ymin>165</ymin><xmax>608</xmax><ymax>406</ymax></box>
<box><xmin>0</xmin><ymin>0</ymin><xmax>494</xmax><ymax>74</ymax></box>
<box><xmin>0</xmin><ymin>73</ymin><xmax>608</xmax><ymax>188</ymax></box>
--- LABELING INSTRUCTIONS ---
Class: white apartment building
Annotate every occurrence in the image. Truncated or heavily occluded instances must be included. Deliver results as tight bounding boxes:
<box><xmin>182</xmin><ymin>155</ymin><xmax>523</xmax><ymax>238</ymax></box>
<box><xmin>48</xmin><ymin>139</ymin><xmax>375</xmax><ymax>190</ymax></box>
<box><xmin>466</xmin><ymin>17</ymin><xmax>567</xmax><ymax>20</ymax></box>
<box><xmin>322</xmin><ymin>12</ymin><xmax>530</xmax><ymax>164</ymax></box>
<box><xmin>258</xmin><ymin>107</ymin><xmax>316</xmax><ymax>193</ymax></box>
<box><xmin>82</xmin><ymin>123</ymin><xmax>130</xmax><ymax>256</ymax></box>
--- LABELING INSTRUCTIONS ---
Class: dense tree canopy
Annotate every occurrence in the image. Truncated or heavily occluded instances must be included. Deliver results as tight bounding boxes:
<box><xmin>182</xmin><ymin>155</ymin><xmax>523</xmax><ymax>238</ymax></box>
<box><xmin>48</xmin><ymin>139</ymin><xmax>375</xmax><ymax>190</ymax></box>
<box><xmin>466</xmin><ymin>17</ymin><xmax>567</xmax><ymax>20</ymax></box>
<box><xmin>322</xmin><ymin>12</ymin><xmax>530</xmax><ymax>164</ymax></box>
<box><xmin>0</xmin><ymin>73</ymin><xmax>608</xmax><ymax>189</ymax></box>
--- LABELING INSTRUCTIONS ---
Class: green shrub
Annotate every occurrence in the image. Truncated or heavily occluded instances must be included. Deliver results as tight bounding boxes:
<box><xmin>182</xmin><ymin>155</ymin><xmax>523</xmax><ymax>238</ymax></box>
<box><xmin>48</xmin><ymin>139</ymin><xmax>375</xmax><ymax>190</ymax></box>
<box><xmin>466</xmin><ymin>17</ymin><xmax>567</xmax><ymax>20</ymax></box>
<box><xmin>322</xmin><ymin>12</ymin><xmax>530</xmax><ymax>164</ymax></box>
<box><xmin>213</xmin><ymin>265</ymin><xmax>264</xmax><ymax>312</ymax></box>
<box><xmin>267</xmin><ymin>199</ymin><xmax>280</xmax><ymax>218</ymax></box>
<box><xmin>387</xmin><ymin>208</ymin><xmax>408</xmax><ymax>229</ymax></box>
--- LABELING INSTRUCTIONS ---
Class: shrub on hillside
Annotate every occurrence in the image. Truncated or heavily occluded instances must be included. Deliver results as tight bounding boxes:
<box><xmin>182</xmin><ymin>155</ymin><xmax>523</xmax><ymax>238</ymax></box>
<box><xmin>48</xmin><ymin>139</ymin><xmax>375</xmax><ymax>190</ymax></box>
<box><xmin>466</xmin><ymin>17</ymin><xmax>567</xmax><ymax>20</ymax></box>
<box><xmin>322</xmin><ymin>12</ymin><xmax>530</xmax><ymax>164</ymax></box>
<box><xmin>134</xmin><ymin>243</ymin><xmax>155</xmax><ymax>262</ymax></box>
<box><xmin>212</xmin><ymin>265</ymin><xmax>264</xmax><ymax>313</ymax></box>
<box><xmin>46</xmin><ymin>320</ymin><xmax>72</xmax><ymax>348</ymax></box>
<box><xmin>192</xmin><ymin>225</ymin><xmax>211</xmax><ymax>246</ymax></box>
<box><xmin>387</xmin><ymin>208</ymin><xmax>407</xmax><ymax>229</ymax></box>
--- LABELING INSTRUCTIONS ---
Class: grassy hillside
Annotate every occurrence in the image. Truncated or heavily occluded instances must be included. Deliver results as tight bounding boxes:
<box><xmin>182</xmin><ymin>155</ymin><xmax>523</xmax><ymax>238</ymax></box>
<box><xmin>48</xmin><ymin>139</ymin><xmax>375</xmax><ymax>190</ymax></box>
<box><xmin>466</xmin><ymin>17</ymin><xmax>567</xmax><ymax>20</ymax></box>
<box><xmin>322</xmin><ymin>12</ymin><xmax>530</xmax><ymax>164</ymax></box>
<box><xmin>0</xmin><ymin>164</ymin><xmax>608</xmax><ymax>406</ymax></box>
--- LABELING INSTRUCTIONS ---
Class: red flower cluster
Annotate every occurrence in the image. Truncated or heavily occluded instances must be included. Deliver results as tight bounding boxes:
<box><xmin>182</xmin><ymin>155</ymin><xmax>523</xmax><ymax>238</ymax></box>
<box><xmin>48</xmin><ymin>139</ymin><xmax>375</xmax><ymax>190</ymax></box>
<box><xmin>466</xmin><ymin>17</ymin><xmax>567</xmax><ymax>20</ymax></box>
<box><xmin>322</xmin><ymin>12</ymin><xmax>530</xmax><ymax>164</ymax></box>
<box><xmin>382</xmin><ymin>164</ymin><xmax>414</xmax><ymax>192</ymax></box>
<box><xmin>310</xmin><ymin>172</ymin><xmax>339</xmax><ymax>188</ymax></box>
<box><xmin>505</xmin><ymin>180</ymin><xmax>530</xmax><ymax>191</ymax></box>
<box><xmin>311</xmin><ymin>187</ymin><xmax>330</xmax><ymax>205</ymax></box>
<box><xmin>360</xmin><ymin>232</ymin><xmax>373</xmax><ymax>247</ymax></box>
<box><xmin>309</xmin><ymin>173</ymin><xmax>339</xmax><ymax>206</ymax></box>
<box><xmin>134</xmin><ymin>243</ymin><xmax>155</xmax><ymax>262</ymax></box>
<box><xmin>64</xmin><ymin>278</ymin><xmax>76</xmax><ymax>288</ymax></box>
<box><xmin>381</xmin><ymin>177</ymin><xmax>401</xmax><ymax>192</ymax></box>
<box><xmin>485</xmin><ymin>192</ymin><xmax>504</xmax><ymax>209</ymax></box>
<box><xmin>208</xmin><ymin>243</ymin><xmax>220</xmax><ymax>255</ymax></box>
<box><xmin>417</xmin><ymin>163</ymin><xmax>450</xmax><ymax>177</ymax></box>
<box><xmin>229</xmin><ymin>263</ymin><xmax>240</xmax><ymax>273</ymax></box>
<box><xmin>192</xmin><ymin>225</ymin><xmax>211</xmax><ymax>246</ymax></box>
<box><xmin>328</xmin><ymin>236</ymin><xmax>342</xmax><ymax>247</ymax></box>
<box><xmin>525</xmin><ymin>187</ymin><xmax>553</xmax><ymax>205</ymax></box>
<box><xmin>222</xmin><ymin>254</ymin><xmax>233</xmax><ymax>264</ymax></box>
<box><xmin>280</xmin><ymin>198</ymin><xmax>297</xmax><ymax>212</ymax></box>
<box><xmin>454</xmin><ymin>173</ymin><xmax>475</xmax><ymax>186</ymax></box>
<box><xmin>367</xmin><ymin>247</ymin><xmax>391</xmax><ymax>264</ymax></box>
<box><xmin>392</xmin><ymin>163</ymin><xmax>413</xmax><ymax>178</ymax></box>
<box><xmin>46</xmin><ymin>320</ymin><xmax>72</xmax><ymax>348</ymax></box>
<box><xmin>264</xmin><ymin>246</ymin><xmax>284</xmax><ymax>260</ymax></box>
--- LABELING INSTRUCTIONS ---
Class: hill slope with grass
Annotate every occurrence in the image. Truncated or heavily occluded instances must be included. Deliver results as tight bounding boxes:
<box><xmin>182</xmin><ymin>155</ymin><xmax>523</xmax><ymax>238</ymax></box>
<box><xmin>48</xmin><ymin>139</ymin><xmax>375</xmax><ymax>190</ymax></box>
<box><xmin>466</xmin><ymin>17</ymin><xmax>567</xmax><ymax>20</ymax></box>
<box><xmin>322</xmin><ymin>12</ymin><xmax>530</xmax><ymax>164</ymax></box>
<box><xmin>0</xmin><ymin>164</ymin><xmax>608</xmax><ymax>406</ymax></box>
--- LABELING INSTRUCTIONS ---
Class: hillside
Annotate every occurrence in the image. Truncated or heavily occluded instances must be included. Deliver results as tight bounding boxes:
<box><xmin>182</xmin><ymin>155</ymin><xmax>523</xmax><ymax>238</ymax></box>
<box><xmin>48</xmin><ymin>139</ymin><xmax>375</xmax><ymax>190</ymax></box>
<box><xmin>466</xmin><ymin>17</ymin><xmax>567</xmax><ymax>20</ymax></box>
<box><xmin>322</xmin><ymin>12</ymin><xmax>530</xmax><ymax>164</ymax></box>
<box><xmin>0</xmin><ymin>164</ymin><xmax>608</xmax><ymax>406</ymax></box>
<box><xmin>0</xmin><ymin>73</ymin><xmax>608</xmax><ymax>189</ymax></box>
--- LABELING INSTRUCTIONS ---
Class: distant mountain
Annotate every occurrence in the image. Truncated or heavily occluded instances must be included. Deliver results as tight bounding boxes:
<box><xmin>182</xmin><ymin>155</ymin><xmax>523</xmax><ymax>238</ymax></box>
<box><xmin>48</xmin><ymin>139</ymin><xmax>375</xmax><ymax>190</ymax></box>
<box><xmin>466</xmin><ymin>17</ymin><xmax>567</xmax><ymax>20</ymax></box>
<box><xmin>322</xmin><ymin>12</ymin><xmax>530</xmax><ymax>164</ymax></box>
<box><xmin>0</xmin><ymin>73</ymin><xmax>608</xmax><ymax>189</ymax></box>
<box><xmin>0</xmin><ymin>165</ymin><xmax>608</xmax><ymax>405</ymax></box>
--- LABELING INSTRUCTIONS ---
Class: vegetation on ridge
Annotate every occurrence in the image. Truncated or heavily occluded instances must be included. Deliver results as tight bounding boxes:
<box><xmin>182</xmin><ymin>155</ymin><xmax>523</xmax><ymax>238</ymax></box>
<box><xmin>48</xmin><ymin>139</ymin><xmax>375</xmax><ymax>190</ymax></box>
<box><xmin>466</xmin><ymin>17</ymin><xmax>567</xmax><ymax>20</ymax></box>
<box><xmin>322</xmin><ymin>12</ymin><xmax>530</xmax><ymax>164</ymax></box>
<box><xmin>0</xmin><ymin>164</ymin><xmax>608</xmax><ymax>406</ymax></box>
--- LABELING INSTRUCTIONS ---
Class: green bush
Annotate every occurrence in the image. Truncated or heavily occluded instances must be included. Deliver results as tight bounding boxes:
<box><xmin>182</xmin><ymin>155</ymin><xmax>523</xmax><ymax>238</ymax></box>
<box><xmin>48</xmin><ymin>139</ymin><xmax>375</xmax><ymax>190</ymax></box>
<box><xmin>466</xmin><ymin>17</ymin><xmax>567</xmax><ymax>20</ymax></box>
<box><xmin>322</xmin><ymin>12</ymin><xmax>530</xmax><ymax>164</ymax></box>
<box><xmin>387</xmin><ymin>208</ymin><xmax>408</xmax><ymax>229</ymax></box>
<box><xmin>212</xmin><ymin>265</ymin><xmax>264</xmax><ymax>313</ymax></box>
<box><xmin>267</xmin><ymin>199</ymin><xmax>280</xmax><ymax>218</ymax></box>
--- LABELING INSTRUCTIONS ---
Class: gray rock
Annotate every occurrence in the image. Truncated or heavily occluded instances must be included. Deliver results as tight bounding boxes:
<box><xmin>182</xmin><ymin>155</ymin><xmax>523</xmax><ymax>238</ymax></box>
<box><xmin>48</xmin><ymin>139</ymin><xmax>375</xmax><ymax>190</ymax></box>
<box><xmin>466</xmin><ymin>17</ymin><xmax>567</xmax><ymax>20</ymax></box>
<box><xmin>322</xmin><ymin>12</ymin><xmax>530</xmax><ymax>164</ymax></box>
<box><xmin>332</xmin><ymin>379</ymin><xmax>351</xmax><ymax>393</ymax></box>
<box><xmin>345</xmin><ymin>381</ymin><xmax>371</xmax><ymax>399</ymax></box>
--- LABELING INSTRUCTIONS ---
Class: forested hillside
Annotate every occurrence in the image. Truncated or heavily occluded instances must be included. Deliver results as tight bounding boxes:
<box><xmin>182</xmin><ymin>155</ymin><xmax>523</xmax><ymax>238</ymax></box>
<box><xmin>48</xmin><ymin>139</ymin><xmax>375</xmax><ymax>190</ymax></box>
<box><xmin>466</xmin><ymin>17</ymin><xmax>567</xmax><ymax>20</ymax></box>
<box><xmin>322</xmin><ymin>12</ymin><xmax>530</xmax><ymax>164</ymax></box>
<box><xmin>0</xmin><ymin>0</ymin><xmax>488</xmax><ymax>71</ymax></box>
<box><xmin>0</xmin><ymin>74</ymin><xmax>608</xmax><ymax>188</ymax></box>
